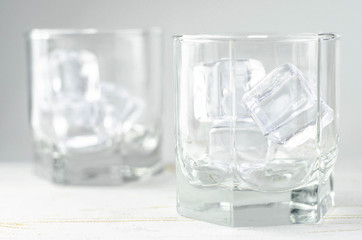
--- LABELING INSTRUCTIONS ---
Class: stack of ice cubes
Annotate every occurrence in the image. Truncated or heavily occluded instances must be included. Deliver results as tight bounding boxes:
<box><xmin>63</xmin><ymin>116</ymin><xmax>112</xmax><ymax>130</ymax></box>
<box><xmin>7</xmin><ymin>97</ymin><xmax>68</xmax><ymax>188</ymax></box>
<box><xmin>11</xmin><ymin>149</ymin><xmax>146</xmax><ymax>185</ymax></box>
<box><xmin>192</xmin><ymin>58</ymin><xmax>334</xmax><ymax>188</ymax></box>
<box><xmin>47</xmin><ymin>49</ymin><xmax>144</xmax><ymax>152</ymax></box>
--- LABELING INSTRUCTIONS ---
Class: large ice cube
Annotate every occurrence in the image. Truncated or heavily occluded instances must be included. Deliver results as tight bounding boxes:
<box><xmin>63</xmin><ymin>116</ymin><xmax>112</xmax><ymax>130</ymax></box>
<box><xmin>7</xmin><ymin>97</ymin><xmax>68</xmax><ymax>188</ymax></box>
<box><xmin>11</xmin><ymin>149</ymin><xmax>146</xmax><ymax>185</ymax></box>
<box><xmin>51</xmin><ymin>82</ymin><xmax>145</xmax><ymax>152</ymax></box>
<box><xmin>242</xmin><ymin>63</ymin><xmax>334</xmax><ymax>149</ymax></box>
<box><xmin>101</xmin><ymin>82</ymin><xmax>145</xmax><ymax>132</ymax></box>
<box><xmin>193</xmin><ymin>59</ymin><xmax>265</xmax><ymax>122</ymax></box>
<box><xmin>49</xmin><ymin>49</ymin><xmax>101</xmax><ymax>102</ymax></box>
<box><xmin>122</xmin><ymin>124</ymin><xmax>159</xmax><ymax>155</ymax></box>
<box><xmin>52</xmin><ymin>101</ymin><xmax>110</xmax><ymax>151</ymax></box>
<box><xmin>208</xmin><ymin>121</ymin><xmax>270</xmax><ymax>164</ymax></box>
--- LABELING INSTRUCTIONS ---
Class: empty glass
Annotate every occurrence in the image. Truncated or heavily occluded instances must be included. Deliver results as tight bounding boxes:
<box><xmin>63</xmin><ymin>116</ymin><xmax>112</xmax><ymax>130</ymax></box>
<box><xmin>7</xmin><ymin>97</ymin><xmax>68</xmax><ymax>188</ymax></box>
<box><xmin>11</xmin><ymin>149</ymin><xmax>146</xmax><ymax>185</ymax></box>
<box><xmin>27</xmin><ymin>29</ymin><xmax>163</xmax><ymax>185</ymax></box>
<box><xmin>174</xmin><ymin>33</ymin><xmax>340</xmax><ymax>226</ymax></box>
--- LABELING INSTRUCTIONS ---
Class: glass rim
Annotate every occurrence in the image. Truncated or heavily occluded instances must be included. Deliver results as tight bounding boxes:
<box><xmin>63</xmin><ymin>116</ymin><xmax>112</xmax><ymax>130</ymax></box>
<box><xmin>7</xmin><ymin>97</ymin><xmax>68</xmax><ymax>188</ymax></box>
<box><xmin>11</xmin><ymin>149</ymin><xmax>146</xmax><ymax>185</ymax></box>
<box><xmin>173</xmin><ymin>32</ymin><xmax>340</xmax><ymax>42</ymax></box>
<box><xmin>27</xmin><ymin>27</ymin><xmax>162</xmax><ymax>40</ymax></box>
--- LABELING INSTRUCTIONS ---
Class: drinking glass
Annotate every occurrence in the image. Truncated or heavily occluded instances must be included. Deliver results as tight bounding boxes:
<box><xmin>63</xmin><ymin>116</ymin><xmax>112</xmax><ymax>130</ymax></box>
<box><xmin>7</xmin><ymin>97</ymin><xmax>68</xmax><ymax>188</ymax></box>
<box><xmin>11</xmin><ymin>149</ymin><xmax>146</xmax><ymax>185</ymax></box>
<box><xmin>174</xmin><ymin>33</ymin><xmax>340</xmax><ymax>226</ymax></box>
<box><xmin>27</xmin><ymin>28</ymin><xmax>163</xmax><ymax>185</ymax></box>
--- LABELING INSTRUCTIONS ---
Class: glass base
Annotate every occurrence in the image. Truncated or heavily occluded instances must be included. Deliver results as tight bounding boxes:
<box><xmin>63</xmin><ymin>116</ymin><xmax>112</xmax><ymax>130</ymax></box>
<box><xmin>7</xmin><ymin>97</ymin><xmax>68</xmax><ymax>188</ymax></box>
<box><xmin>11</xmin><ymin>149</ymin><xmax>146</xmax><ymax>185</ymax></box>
<box><xmin>33</xmin><ymin>144</ymin><xmax>162</xmax><ymax>185</ymax></box>
<box><xmin>176</xmin><ymin>162</ymin><xmax>334</xmax><ymax>227</ymax></box>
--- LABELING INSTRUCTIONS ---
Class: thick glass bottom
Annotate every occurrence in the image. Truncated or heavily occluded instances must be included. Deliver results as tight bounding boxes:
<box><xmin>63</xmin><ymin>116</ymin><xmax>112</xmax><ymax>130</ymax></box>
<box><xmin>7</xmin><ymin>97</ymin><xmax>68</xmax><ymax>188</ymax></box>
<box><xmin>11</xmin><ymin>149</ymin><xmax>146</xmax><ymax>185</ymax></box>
<box><xmin>176</xmin><ymin>161</ymin><xmax>334</xmax><ymax>227</ymax></box>
<box><xmin>33</xmin><ymin>143</ymin><xmax>162</xmax><ymax>185</ymax></box>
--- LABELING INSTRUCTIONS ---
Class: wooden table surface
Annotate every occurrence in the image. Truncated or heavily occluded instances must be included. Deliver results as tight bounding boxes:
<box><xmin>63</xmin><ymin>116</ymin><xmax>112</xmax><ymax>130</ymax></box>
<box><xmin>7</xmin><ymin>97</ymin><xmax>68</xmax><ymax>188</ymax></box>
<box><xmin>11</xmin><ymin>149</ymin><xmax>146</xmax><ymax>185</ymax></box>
<box><xmin>0</xmin><ymin>160</ymin><xmax>361</xmax><ymax>240</ymax></box>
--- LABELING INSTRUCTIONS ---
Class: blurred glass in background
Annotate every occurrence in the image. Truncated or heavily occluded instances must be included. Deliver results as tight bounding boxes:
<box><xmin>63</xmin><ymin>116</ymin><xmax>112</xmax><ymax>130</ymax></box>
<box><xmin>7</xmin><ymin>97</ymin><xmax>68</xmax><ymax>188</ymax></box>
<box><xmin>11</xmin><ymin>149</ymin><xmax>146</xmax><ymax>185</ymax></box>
<box><xmin>27</xmin><ymin>28</ymin><xmax>163</xmax><ymax>185</ymax></box>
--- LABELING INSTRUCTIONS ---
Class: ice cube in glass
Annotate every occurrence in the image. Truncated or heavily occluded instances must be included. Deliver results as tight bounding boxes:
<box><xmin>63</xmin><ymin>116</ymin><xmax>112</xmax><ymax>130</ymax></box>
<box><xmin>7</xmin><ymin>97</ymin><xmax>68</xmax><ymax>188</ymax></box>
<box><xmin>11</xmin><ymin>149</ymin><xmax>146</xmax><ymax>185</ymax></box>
<box><xmin>243</xmin><ymin>63</ymin><xmax>334</xmax><ymax>149</ymax></box>
<box><xmin>193</xmin><ymin>59</ymin><xmax>265</xmax><ymax>122</ymax></box>
<box><xmin>49</xmin><ymin>49</ymin><xmax>101</xmax><ymax>102</ymax></box>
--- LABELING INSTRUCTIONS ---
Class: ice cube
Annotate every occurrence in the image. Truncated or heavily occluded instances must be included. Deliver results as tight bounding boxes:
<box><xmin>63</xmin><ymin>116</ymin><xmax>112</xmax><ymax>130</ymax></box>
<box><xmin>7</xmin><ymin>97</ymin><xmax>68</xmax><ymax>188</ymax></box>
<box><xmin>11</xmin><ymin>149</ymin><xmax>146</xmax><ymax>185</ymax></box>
<box><xmin>101</xmin><ymin>82</ymin><xmax>145</xmax><ymax>132</ymax></box>
<box><xmin>242</xmin><ymin>63</ymin><xmax>334</xmax><ymax>149</ymax></box>
<box><xmin>122</xmin><ymin>124</ymin><xmax>159</xmax><ymax>155</ymax></box>
<box><xmin>51</xmin><ymin>82</ymin><xmax>145</xmax><ymax>152</ymax></box>
<box><xmin>208</xmin><ymin>121</ymin><xmax>270</xmax><ymax>164</ymax></box>
<box><xmin>193</xmin><ymin>59</ymin><xmax>265</xmax><ymax>122</ymax></box>
<box><xmin>238</xmin><ymin>139</ymin><xmax>318</xmax><ymax>189</ymax></box>
<box><xmin>49</xmin><ymin>49</ymin><xmax>101</xmax><ymax>102</ymax></box>
<box><xmin>52</xmin><ymin>101</ymin><xmax>110</xmax><ymax>151</ymax></box>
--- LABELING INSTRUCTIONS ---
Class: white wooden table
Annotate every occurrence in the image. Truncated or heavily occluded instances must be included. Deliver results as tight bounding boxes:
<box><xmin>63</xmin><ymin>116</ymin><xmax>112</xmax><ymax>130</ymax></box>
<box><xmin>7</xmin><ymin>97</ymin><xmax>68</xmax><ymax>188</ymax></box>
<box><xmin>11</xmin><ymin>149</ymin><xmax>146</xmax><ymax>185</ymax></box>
<box><xmin>0</xmin><ymin>160</ymin><xmax>361</xmax><ymax>240</ymax></box>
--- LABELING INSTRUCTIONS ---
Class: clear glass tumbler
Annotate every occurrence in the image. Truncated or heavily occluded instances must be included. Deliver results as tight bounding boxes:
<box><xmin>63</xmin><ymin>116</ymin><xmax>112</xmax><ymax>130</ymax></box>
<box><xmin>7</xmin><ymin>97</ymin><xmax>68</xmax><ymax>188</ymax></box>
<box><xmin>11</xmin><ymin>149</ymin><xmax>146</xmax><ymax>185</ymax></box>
<box><xmin>27</xmin><ymin>29</ymin><xmax>163</xmax><ymax>185</ymax></box>
<box><xmin>174</xmin><ymin>33</ymin><xmax>340</xmax><ymax>226</ymax></box>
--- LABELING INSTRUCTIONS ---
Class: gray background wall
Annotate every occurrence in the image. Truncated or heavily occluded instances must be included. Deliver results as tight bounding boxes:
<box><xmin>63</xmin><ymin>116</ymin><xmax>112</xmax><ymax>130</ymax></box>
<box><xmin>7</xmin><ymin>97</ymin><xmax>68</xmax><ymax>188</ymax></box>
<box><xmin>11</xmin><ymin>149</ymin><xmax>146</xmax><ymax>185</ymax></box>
<box><xmin>0</xmin><ymin>0</ymin><xmax>361</xmax><ymax>163</ymax></box>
